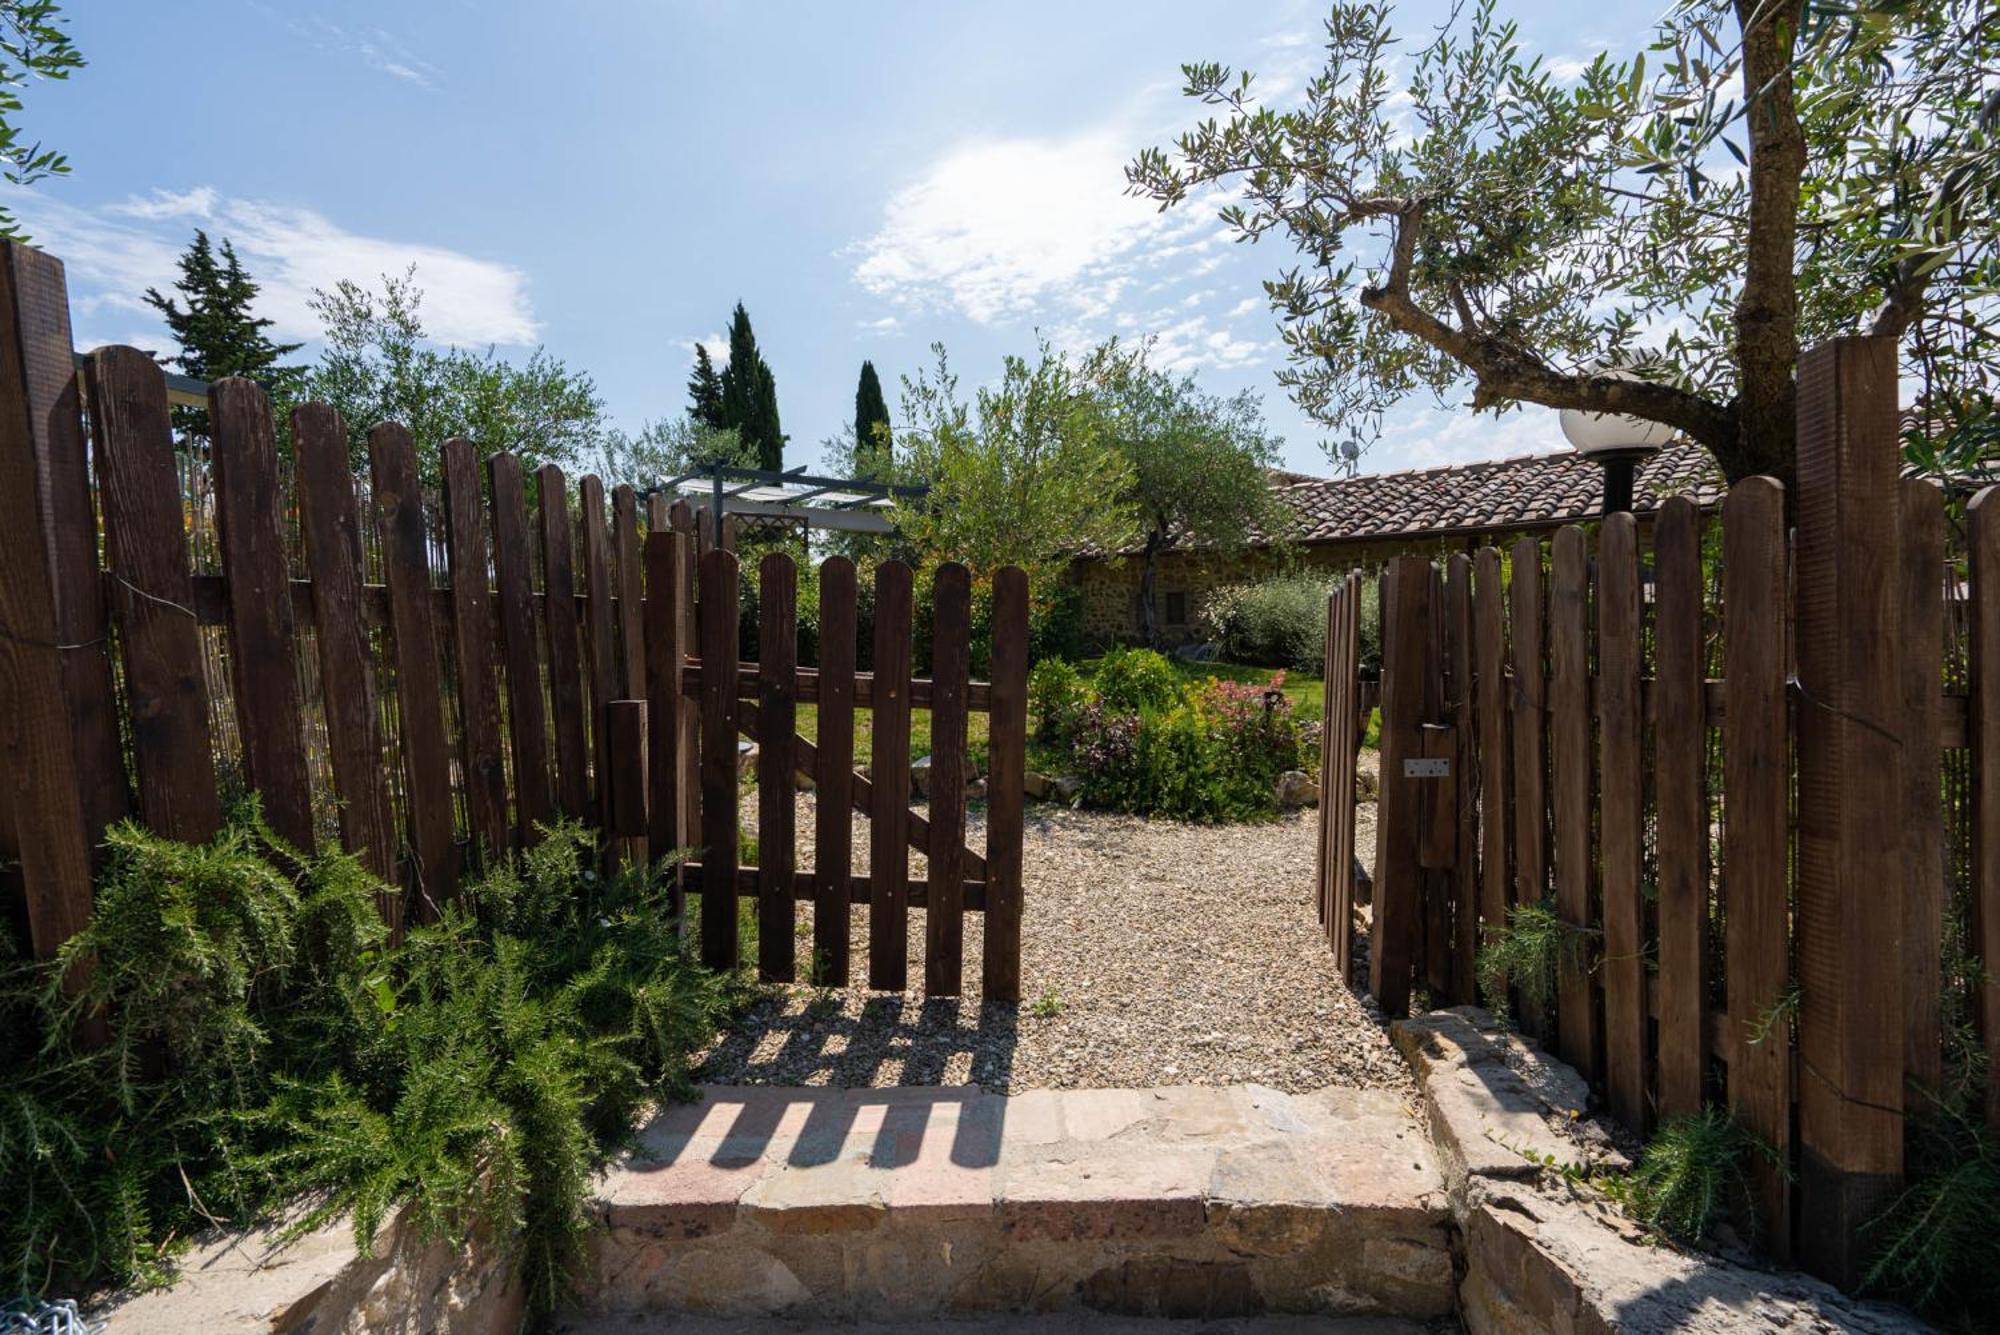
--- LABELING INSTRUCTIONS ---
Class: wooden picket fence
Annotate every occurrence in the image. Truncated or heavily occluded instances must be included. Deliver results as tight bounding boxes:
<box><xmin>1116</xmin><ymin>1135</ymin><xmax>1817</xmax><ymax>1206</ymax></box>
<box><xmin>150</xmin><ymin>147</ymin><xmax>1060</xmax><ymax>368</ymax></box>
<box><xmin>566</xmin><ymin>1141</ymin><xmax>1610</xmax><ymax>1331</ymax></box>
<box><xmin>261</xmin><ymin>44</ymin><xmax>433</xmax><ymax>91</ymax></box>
<box><xmin>0</xmin><ymin>241</ymin><xmax>1024</xmax><ymax>1003</ymax></box>
<box><xmin>1314</xmin><ymin>335</ymin><xmax>2000</xmax><ymax>1288</ymax></box>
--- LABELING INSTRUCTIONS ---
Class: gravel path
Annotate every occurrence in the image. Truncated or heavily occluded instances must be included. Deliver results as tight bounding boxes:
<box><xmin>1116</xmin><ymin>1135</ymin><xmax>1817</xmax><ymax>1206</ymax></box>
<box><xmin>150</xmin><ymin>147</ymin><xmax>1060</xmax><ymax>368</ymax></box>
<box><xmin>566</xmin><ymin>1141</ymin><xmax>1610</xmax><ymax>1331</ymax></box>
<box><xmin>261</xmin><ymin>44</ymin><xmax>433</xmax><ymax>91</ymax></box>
<box><xmin>698</xmin><ymin>788</ymin><xmax>1403</xmax><ymax>1096</ymax></box>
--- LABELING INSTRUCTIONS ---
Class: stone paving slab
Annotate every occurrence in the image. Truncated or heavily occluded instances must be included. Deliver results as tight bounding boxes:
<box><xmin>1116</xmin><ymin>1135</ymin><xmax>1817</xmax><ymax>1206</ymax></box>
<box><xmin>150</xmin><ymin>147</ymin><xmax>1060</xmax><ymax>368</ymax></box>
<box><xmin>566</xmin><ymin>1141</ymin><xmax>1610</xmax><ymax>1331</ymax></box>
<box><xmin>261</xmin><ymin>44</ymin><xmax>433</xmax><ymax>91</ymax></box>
<box><xmin>587</xmin><ymin>1084</ymin><xmax>1451</xmax><ymax>1323</ymax></box>
<box><xmin>554</xmin><ymin>1313</ymin><xmax>1450</xmax><ymax>1334</ymax></box>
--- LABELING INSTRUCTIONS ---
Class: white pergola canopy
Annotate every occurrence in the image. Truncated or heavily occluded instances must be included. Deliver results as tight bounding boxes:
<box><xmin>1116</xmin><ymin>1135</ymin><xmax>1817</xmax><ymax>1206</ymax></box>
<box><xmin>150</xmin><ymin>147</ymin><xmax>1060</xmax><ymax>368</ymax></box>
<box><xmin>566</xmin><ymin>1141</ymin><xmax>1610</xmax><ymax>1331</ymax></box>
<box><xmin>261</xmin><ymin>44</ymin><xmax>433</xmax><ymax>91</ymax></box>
<box><xmin>647</xmin><ymin>463</ymin><xmax>926</xmax><ymax>538</ymax></box>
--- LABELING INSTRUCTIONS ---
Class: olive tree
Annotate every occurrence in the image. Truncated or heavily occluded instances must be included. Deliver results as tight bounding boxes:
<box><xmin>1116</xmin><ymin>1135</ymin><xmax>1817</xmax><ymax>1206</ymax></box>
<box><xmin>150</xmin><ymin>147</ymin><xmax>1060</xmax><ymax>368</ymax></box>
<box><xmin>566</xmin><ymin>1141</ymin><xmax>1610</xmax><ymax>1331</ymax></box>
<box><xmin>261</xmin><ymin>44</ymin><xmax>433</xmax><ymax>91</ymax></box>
<box><xmin>1128</xmin><ymin>0</ymin><xmax>1998</xmax><ymax>485</ymax></box>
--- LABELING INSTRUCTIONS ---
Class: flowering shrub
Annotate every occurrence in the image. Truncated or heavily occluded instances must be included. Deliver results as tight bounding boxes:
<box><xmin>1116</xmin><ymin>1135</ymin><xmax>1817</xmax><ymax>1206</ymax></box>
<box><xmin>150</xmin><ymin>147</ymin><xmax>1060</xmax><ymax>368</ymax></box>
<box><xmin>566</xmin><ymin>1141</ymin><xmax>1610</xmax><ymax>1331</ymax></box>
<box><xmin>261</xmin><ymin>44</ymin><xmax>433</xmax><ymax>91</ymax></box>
<box><xmin>1062</xmin><ymin>666</ymin><xmax>1308</xmax><ymax>822</ymax></box>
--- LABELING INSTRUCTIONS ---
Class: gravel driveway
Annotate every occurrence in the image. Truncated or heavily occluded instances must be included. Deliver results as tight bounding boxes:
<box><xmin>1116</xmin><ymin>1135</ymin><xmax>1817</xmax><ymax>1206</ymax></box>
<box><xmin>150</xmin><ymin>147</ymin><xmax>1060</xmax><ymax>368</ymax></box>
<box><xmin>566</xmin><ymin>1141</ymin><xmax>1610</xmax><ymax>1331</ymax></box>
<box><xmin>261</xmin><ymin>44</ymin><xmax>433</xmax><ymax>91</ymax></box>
<box><xmin>698</xmin><ymin>789</ymin><xmax>1404</xmax><ymax>1096</ymax></box>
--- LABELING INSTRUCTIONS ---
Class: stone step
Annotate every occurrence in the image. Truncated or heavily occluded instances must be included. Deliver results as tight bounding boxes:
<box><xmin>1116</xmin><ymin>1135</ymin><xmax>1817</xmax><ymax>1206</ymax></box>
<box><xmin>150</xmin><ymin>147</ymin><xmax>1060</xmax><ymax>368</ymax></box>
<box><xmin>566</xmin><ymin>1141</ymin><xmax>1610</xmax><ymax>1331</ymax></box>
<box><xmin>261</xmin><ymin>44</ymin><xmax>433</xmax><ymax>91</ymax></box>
<box><xmin>556</xmin><ymin>1314</ymin><xmax>1447</xmax><ymax>1333</ymax></box>
<box><xmin>578</xmin><ymin>1084</ymin><xmax>1453</xmax><ymax>1324</ymax></box>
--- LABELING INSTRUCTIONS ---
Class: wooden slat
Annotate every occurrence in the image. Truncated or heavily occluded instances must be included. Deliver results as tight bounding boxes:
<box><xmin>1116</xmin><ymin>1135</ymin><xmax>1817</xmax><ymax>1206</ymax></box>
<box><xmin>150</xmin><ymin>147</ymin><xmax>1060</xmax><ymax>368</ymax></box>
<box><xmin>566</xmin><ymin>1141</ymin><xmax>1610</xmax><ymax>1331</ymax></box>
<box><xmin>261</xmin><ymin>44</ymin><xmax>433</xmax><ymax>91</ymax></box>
<box><xmin>292</xmin><ymin>405</ymin><xmax>397</xmax><ymax>903</ymax></box>
<box><xmin>613</xmin><ymin>484</ymin><xmax>647</xmax><ymax>696</ymax></box>
<box><xmin>1548</xmin><ymin>525</ymin><xmax>1597</xmax><ymax>1077</ymax></box>
<box><xmin>85</xmin><ymin>346</ymin><xmax>220</xmax><ymax>842</ymax></box>
<box><xmin>605</xmin><ymin>698</ymin><xmax>648</xmax><ymax>840</ymax></box>
<box><xmin>1652</xmin><ymin>496</ymin><xmax>1709</xmax><ymax>1119</ymax></box>
<box><xmin>487</xmin><ymin>453</ymin><xmax>550</xmax><ymax>842</ymax></box>
<box><xmin>698</xmin><ymin>548</ymin><xmax>741</xmax><ymax>970</ymax></box>
<box><xmin>1508</xmin><ymin>538</ymin><xmax>1550</xmax><ymax>1039</ymax></box>
<box><xmin>6</xmin><ymin>245</ymin><xmax>125</xmax><ymax>856</ymax></box>
<box><xmin>1371</xmin><ymin>556</ymin><xmax>1431</xmax><ymax>1017</ymax></box>
<box><xmin>668</xmin><ymin>501</ymin><xmax>700</xmax><ymax>850</ymax></box>
<box><xmin>757</xmin><ymin>552</ymin><xmax>797</xmax><ymax>982</ymax></box>
<box><xmin>982</xmin><ymin>564</ymin><xmax>1029</xmax><ymax>1003</ymax></box>
<box><xmin>579</xmin><ymin>475</ymin><xmax>617</xmax><ymax>821</ymax></box>
<box><xmin>813</xmin><ymin>555</ymin><xmax>858</xmax><ymax>986</ymax></box>
<box><xmin>538</xmin><ymin>465</ymin><xmax>590</xmax><ymax>817</ymax></box>
<box><xmin>0</xmin><ymin>240</ymin><xmax>97</xmax><ymax>960</ymax></box>
<box><xmin>1899</xmin><ymin>479</ymin><xmax>1946</xmax><ymax>1102</ymax></box>
<box><xmin>441</xmin><ymin>438</ymin><xmax>508</xmax><ymax>862</ymax></box>
<box><xmin>1968</xmin><ymin>486</ymin><xmax>2000</xmax><ymax>1133</ymax></box>
<box><xmin>370</xmin><ymin>423</ymin><xmax>457</xmax><ymax>915</ymax></box>
<box><xmin>869</xmin><ymin>560</ymin><xmax>915</xmax><ymax>992</ymax></box>
<box><xmin>1597</xmin><ymin>511</ymin><xmax>1646</xmax><ymax>1130</ymax></box>
<box><xmin>1793</xmin><ymin>339</ymin><xmax>1906</xmax><ymax>1285</ymax></box>
<box><xmin>1315</xmin><ymin>585</ymin><xmax>1339</xmax><ymax>934</ymax></box>
<box><xmin>1333</xmin><ymin>575</ymin><xmax>1363</xmax><ymax>972</ymax></box>
<box><xmin>1472</xmin><ymin>547</ymin><xmax>1509</xmax><ymax>987</ymax></box>
<box><xmin>1444</xmin><ymin>554</ymin><xmax>1477</xmax><ymax>1002</ymax></box>
<box><xmin>927</xmin><ymin>563</ymin><xmax>972</xmax><ymax>996</ymax></box>
<box><xmin>643</xmin><ymin>526</ymin><xmax>690</xmax><ymax>910</ymax></box>
<box><xmin>1722</xmin><ymin>475</ymin><xmax>1792</xmax><ymax>1255</ymax></box>
<box><xmin>209</xmin><ymin>378</ymin><xmax>313</xmax><ymax>851</ymax></box>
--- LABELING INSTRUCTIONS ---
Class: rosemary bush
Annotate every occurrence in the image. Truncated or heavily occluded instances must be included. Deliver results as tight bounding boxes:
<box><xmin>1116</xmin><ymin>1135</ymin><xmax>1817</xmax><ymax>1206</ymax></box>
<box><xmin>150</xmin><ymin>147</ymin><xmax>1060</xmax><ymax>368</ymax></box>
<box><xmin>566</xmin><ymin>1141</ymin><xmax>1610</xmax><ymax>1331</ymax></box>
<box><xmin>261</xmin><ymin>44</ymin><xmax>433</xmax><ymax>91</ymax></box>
<box><xmin>0</xmin><ymin>805</ymin><xmax>737</xmax><ymax>1314</ymax></box>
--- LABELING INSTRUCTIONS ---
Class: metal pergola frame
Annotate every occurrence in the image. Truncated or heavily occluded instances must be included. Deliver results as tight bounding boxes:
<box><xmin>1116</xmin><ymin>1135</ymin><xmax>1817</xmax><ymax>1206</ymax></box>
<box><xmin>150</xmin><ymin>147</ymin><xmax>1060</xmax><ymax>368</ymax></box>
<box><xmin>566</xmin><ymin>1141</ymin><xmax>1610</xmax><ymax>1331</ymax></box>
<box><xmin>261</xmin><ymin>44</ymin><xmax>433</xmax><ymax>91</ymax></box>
<box><xmin>644</xmin><ymin>462</ymin><xmax>926</xmax><ymax>544</ymax></box>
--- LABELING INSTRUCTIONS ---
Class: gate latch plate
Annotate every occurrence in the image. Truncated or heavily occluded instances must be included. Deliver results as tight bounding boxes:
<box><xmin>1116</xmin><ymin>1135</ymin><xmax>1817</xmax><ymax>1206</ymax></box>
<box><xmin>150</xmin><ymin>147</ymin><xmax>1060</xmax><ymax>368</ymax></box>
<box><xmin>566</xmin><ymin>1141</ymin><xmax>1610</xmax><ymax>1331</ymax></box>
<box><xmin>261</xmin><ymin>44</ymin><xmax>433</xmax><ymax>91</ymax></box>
<box><xmin>1403</xmin><ymin>757</ymin><xmax>1450</xmax><ymax>779</ymax></box>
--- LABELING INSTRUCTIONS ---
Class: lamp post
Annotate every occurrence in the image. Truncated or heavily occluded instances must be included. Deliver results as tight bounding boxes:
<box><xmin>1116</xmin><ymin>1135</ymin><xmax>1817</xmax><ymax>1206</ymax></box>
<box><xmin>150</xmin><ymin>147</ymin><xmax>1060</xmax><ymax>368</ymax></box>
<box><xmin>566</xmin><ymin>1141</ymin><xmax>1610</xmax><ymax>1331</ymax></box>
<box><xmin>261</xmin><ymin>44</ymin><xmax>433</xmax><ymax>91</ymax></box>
<box><xmin>1559</xmin><ymin>379</ymin><xmax>1674</xmax><ymax>517</ymax></box>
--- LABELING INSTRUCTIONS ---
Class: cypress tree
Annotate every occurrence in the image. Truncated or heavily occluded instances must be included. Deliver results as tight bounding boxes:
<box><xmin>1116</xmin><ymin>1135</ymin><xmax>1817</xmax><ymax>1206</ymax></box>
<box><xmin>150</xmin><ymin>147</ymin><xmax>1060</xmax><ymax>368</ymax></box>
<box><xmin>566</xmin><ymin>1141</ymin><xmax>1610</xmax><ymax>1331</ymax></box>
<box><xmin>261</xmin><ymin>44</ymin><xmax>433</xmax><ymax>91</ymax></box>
<box><xmin>686</xmin><ymin>344</ymin><xmax>725</xmax><ymax>428</ymax></box>
<box><xmin>853</xmin><ymin>360</ymin><xmax>891</xmax><ymax>477</ymax></box>
<box><xmin>144</xmin><ymin>230</ymin><xmax>303</xmax><ymax>434</ymax></box>
<box><xmin>717</xmin><ymin>302</ymin><xmax>784</xmax><ymax>471</ymax></box>
<box><xmin>753</xmin><ymin>361</ymin><xmax>783</xmax><ymax>471</ymax></box>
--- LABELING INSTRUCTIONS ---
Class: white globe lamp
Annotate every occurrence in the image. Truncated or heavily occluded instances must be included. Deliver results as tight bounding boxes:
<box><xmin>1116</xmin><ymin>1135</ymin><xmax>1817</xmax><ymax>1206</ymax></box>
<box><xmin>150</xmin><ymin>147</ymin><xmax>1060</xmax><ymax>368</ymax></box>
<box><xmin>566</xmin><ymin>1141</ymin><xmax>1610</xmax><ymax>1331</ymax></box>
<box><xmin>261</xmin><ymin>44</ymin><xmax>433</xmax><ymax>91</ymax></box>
<box><xmin>1559</xmin><ymin>369</ymin><xmax>1674</xmax><ymax>516</ymax></box>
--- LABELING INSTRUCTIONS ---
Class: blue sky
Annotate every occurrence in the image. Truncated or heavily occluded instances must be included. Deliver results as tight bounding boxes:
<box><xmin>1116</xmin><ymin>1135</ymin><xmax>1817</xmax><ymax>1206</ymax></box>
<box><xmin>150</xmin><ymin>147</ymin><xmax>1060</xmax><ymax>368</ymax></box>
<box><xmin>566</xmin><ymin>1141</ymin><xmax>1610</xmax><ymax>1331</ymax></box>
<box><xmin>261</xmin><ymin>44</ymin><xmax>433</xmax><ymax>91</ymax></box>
<box><xmin>22</xmin><ymin>0</ymin><xmax>1662</xmax><ymax>478</ymax></box>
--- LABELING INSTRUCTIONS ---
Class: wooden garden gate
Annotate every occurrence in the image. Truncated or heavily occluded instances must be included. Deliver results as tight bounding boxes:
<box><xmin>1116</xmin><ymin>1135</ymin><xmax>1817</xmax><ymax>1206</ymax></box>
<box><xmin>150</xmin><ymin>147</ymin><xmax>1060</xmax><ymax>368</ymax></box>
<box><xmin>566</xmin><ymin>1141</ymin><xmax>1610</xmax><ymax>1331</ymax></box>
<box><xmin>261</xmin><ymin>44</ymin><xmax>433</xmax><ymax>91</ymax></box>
<box><xmin>1313</xmin><ymin>572</ymin><xmax>1366</xmax><ymax>978</ymax></box>
<box><xmin>618</xmin><ymin>531</ymin><xmax>1028</xmax><ymax>1002</ymax></box>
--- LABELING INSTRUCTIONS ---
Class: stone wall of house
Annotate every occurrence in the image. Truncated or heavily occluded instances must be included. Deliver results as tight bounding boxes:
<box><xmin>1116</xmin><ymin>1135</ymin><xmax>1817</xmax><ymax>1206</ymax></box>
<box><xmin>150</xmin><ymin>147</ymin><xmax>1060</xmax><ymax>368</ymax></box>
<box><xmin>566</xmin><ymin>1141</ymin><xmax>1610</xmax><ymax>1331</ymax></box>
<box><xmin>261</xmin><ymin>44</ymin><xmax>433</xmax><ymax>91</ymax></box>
<box><xmin>1071</xmin><ymin>520</ymin><xmax>1666</xmax><ymax>653</ymax></box>
<box><xmin>1070</xmin><ymin>538</ymin><xmax>1458</xmax><ymax>652</ymax></box>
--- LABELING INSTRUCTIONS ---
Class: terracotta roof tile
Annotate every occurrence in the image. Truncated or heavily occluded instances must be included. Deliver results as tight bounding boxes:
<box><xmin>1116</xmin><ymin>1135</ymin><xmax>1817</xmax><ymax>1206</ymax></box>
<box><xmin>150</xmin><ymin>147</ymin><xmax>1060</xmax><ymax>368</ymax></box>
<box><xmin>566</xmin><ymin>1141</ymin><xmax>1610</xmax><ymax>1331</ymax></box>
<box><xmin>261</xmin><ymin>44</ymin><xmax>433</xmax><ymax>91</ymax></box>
<box><xmin>1259</xmin><ymin>439</ymin><xmax>1724</xmax><ymax>546</ymax></box>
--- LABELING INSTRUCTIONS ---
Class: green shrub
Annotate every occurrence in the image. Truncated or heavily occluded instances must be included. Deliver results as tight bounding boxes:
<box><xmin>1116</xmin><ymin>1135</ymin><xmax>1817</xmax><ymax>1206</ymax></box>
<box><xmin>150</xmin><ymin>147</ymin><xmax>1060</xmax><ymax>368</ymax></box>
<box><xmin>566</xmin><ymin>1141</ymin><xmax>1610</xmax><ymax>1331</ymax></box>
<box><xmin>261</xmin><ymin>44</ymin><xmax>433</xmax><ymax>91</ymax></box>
<box><xmin>1029</xmin><ymin>657</ymin><xmax>1091</xmax><ymax>747</ymax></box>
<box><xmin>1864</xmin><ymin>1096</ymin><xmax>2000</xmax><ymax>1321</ymax></box>
<box><xmin>4</xmin><ymin>808</ymin><xmax>738</xmax><ymax>1314</ymax></box>
<box><xmin>1475</xmin><ymin>898</ymin><xmax>1590</xmax><ymax>1017</ymax></box>
<box><xmin>1069</xmin><ymin>673</ymin><xmax>1304</xmax><ymax>823</ymax></box>
<box><xmin>1090</xmin><ymin>646</ymin><xmax>1181</xmax><ymax>715</ymax></box>
<box><xmin>1200</xmin><ymin>571</ymin><xmax>1381</xmax><ymax>673</ymax></box>
<box><xmin>1606</xmin><ymin>1108</ymin><xmax>1779</xmax><ymax>1245</ymax></box>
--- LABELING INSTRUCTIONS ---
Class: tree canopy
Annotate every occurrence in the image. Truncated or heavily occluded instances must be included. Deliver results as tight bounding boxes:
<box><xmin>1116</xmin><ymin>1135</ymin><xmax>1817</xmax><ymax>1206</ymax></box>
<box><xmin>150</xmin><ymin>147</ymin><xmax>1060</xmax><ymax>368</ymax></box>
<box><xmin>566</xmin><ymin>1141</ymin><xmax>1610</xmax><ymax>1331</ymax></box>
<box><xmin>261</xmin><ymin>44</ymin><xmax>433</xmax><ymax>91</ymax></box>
<box><xmin>1087</xmin><ymin>339</ymin><xmax>1286</xmax><ymax>642</ymax></box>
<box><xmin>1128</xmin><ymin>0</ymin><xmax>1999</xmax><ymax>485</ymax></box>
<box><xmin>302</xmin><ymin>268</ymin><xmax>609</xmax><ymax>479</ymax></box>
<box><xmin>144</xmin><ymin>230</ymin><xmax>303</xmax><ymax>435</ymax></box>
<box><xmin>0</xmin><ymin>0</ymin><xmax>83</xmax><ymax>241</ymax></box>
<box><xmin>595</xmin><ymin>417</ymin><xmax>756</xmax><ymax>492</ymax></box>
<box><xmin>889</xmin><ymin>341</ymin><xmax>1137</xmax><ymax>584</ymax></box>
<box><xmin>716</xmin><ymin>304</ymin><xmax>785</xmax><ymax>470</ymax></box>
<box><xmin>854</xmin><ymin>360</ymin><xmax>892</xmax><ymax>476</ymax></box>
<box><xmin>686</xmin><ymin>343</ymin><xmax>725</xmax><ymax>429</ymax></box>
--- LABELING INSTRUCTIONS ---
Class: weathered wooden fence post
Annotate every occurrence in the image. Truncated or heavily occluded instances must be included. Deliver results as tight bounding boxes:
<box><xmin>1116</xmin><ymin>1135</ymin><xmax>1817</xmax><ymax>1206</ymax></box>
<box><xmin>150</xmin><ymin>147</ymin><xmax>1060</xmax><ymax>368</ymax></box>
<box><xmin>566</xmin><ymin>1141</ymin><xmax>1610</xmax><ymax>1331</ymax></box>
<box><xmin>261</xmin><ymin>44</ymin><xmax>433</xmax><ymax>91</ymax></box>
<box><xmin>0</xmin><ymin>241</ymin><xmax>98</xmax><ymax>962</ymax></box>
<box><xmin>1792</xmin><ymin>335</ymin><xmax>1906</xmax><ymax>1287</ymax></box>
<box><xmin>1371</xmin><ymin>554</ymin><xmax>1433</xmax><ymax>1017</ymax></box>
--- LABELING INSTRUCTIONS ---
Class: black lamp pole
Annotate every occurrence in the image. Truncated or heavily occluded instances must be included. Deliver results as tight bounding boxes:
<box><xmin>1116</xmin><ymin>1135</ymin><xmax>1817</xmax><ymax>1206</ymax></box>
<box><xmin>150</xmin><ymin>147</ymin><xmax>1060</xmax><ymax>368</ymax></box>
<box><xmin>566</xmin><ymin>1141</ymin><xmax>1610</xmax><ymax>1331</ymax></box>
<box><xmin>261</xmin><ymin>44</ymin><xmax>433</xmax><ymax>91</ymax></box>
<box><xmin>1595</xmin><ymin>448</ymin><xmax>1650</xmax><ymax>518</ymax></box>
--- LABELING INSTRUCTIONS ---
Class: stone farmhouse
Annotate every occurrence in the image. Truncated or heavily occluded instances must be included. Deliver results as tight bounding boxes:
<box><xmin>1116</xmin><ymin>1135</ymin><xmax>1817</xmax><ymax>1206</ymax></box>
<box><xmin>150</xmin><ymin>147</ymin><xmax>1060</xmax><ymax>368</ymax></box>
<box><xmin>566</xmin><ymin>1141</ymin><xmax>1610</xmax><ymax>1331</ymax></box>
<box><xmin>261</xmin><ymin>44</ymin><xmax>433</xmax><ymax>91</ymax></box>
<box><xmin>1070</xmin><ymin>440</ymin><xmax>1725</xmax><ymax>649</ymax></box>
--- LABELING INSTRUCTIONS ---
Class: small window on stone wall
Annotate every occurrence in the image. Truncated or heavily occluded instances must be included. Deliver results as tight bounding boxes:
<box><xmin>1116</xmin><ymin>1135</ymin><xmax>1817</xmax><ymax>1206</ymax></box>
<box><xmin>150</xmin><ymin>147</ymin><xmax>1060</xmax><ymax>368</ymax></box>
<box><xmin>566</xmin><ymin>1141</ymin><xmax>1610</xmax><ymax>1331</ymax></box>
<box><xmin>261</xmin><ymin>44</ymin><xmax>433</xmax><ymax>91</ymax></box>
<box><xmin>1164</xmin><ymin>590</ymin><xmax>1188</xmax><ymax>627</ymax></box>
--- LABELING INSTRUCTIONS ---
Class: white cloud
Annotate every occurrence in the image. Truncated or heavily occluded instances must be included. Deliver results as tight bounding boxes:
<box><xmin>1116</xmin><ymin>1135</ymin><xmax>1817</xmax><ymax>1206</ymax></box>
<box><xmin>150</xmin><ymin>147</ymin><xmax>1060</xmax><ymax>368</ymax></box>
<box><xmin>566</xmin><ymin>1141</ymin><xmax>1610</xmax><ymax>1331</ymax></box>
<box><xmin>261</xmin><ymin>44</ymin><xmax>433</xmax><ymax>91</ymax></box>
<box><xmin>1372</xmin><ymin>402</ymin><xmax>1565</xmax><ymax>472</ymax></box>
<box><xmin>857</xmin><ymin>315</ymin><xmax>902</xmax><ymax>336</ymax></box>
<box><xmin>285</xmin><ymin>16</ymin><xmax>441</xmax><ymax>90</ymax></box>
<box><xmin>1544</xmin><ymin>55</ymin><xmax>1592</xmax><ymax>84</ymax></box>
<box><xmin>851</xmin><ymin>124</ymin><xmax>1210</xmax><ymax>325</ymax></box>
<box><xmin>1146</xmin><ymin>314</ymin><xmax>1267</xmax><ymax>373</ymax></box>
<box><xmin>10</xmin><ymin>185</ymin><xmax>538</xmax><ymax>349</ymax></box>
<box><xmin>692</xmin><ymin>332</ymin><xmax>729</xmax><ymax>365</ymax></box>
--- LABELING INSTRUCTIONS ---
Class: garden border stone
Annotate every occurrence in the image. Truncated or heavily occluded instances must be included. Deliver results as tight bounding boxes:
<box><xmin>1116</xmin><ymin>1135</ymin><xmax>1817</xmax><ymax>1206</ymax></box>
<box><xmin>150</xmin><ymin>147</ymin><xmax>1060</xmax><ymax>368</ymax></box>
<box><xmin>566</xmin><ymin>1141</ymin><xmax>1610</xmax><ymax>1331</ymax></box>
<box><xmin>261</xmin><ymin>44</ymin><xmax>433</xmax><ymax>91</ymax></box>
<box><xmin>1390</xmin><ymin>1006</ymin><xmax>1933</xmax><ymax>1334</ymax></box>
